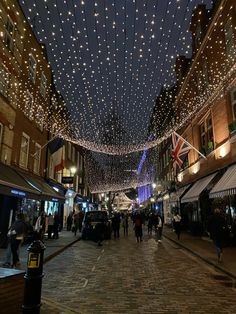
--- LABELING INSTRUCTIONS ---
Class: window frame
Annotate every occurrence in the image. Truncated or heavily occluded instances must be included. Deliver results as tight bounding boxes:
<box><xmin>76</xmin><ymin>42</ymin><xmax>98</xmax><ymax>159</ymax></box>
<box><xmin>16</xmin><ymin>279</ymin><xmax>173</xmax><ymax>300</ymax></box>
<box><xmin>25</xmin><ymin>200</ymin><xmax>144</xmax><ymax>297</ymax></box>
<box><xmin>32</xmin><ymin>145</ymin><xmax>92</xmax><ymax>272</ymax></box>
<box><xmin>40</xmin><ymin>72</ymin><xmax>47</xmax><ymax>98</ymax></box>
<box><xmin>4</xmin><ymin>16</ymin><xmax>14</xmax><ymax>52</ymax></box>
<box><xmin>224</xmin><ymin>20</ymin><xmax>235</xmax><ymax>59</ymax></box>
<box><xmin>199</xmin><ymin>114</ymin><xmax>214</xmax><ymax>155</ymax></box>
<box><xmin>28</xmin><ymin>54</ymin><xmax>37</xmax><ymax>83</ymax></box>
<box><xmin>230</xmin><ymin>87</ymin><xmax>236</xmax><ymax>120</ymax></box>
<box><xmin>0</xmin><ymin>64</ymin><xmax>10</xmax><ymax>98</ymax></box>
<box><xmin>33</xmin><ymin>143</ymin><xmax>41</xmax><ymax>174</ymax></box>
<box><xmin>19</xmin><ymin>132</ymin><xmax>30</xmax><ymax>168</ymax></box>
<box><xmin>0</xmin><ymin>123</ymin><xmax>3</xmax><ymax>148</ymax></box>
<box><xmin>25</xmin><ymin>90</ymin><xmax>34</xmax><ymax>121</ymax></box>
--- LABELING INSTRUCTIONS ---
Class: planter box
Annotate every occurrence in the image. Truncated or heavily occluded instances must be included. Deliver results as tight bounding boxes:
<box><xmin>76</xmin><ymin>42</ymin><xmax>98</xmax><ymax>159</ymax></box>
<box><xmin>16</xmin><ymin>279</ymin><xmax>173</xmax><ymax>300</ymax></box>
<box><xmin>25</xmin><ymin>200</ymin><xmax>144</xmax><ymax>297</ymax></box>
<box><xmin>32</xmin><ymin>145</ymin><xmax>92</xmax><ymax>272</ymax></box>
<box><xmin>0</xmin><ymin>268</ymin><xmax>25</xmax><ymax>313</ymax></box>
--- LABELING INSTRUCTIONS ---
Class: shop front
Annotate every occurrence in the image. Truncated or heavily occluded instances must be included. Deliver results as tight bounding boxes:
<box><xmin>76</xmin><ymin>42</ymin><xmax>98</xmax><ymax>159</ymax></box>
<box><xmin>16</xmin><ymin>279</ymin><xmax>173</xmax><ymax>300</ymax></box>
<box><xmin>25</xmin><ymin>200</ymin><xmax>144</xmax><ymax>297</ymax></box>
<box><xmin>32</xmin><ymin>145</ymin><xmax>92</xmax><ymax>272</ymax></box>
<box><xmin>209</xmin><ymin>163</ymin><xmax>236</xmax><ymax>244</ymax></box>
<box><xmin>0</xmin><ymin>163</ymin><xmax>40</xmax><ymax>247</ymax></box>
<box><xmin>181</xmin><ymin>172</ymin><xmax>218</xmax><ymax>235</ymax></box>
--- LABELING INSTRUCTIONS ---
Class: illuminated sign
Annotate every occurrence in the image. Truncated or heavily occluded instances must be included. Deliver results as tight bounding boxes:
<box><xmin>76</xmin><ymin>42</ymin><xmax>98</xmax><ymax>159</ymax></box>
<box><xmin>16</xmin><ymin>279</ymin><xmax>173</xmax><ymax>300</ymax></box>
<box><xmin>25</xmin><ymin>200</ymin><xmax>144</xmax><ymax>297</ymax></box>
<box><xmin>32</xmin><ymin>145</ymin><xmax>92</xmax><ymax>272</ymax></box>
<box><xmin>11</xmin><ymin>189</ymin><xmax>26</xmax><ymax>196</ymax></box>
<box><xmin>52</xmin><ymin>198</ymin><xmax>59</xmax><ymax>202</ymax></box>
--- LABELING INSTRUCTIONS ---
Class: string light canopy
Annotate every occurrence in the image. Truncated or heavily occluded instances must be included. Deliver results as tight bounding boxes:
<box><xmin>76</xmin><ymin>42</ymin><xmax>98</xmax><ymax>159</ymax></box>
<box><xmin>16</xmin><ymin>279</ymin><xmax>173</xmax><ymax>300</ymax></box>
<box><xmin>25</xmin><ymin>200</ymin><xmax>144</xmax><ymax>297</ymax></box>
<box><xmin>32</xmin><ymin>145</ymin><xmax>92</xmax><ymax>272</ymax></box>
<box><xmin>17</xmin><ymin>0</ymin><xmax>236</xmax><ymax>192</ymax></box>
<box><xmin>18</xmin><ymin>0</ymin><xmax>214</xmax><ymax>155</ymax></box>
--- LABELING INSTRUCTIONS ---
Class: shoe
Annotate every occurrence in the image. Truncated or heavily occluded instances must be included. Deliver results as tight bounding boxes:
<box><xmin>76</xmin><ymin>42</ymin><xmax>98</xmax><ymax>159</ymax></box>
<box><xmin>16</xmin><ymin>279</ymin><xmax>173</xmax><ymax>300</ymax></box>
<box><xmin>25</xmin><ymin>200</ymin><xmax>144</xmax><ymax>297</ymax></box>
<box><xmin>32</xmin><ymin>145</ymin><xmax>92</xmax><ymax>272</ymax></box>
<box><xmin>2</xmin><ymin>262</ymin><xmax>11</xmax><ymax>268</ymax></box>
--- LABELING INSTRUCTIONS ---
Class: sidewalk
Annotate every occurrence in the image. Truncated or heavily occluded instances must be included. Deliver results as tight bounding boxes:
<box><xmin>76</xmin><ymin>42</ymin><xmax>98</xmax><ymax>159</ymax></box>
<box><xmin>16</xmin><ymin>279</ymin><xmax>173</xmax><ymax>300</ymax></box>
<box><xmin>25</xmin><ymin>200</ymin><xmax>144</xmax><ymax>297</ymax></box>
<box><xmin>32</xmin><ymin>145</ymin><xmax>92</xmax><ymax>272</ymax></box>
<box><xmin>163</xmin><ymin>226</ymin><xmax>236</xmax><ymax>279</ymax></box>
<box><xmin>0</xmin><ymin>230</ymin><xmax>80</xmax><ymax>271</ymax></box>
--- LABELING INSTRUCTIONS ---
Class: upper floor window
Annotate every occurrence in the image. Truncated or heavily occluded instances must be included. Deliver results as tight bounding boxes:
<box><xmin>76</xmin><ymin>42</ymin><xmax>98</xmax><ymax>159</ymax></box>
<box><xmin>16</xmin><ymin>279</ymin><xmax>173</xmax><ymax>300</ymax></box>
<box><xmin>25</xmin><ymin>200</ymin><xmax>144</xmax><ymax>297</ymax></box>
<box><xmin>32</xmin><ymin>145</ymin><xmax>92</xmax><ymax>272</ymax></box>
<box><xmin>0</xmin><ymin>64</ymin><xmax>10</xmax><ymax>98</ymax></box>
<box><xmin>195</xmin><ymin>22</ymin><xmax>202</xmax><ymax>48</ymax></box>
<box><xmin>0</xmin><ymin>123</ymin><xmax>3</xmax><ymax>151</ymax></box>
<box><xmin>224</xmin><ymin>20</ymin><xmax>235</xmax><ymax>59</ymax></box>
<box><xmin>35</xmin><ymin>104</ymin><xmax>44</xmax><ymax>131</ymax></box>
<box><xmin>67</xmin><ymin>142</ymin><xmax>71</xmax><ymax>159</ymax></box>
<box><xmin>19</xmin><ymin>133</ymin><xmax>30</xmax><ymax>168</ymax></box>
<box><xmin>25</xmin><ymin>91</ymin><xmax>34</xmax><ymax>120</ymax></box>
<box><xmin>33</xmin><ymin>143</ymin><xmax>41</xmax><ymax>174</ymax></box>
<box><xmin>72</xmin><ymin>146</ymin><xmax>75</xmax><ymax>162</ymax></box>
<box><xmin>40</xmin><ymin>73</ymin><xmax>47</xmax><ymax>98</ymax></box>
<box><xmin>231</xmin><ymin>87</ymin><xmax>236</xmax><ymax>120</ymax></box>
<box><xmin>199</xmin><ymin>114</ymin><xmax>214</xmax><ymax>155</ymax></box>
<box><xmin>4</xmin><ymin>16</ymin><xmax>14</xmax><ymax>52</ymax></box>
<box><xmin>29</xmin><ymin>54</ymin><xmax>37</xmax><ymax>83</ymax></box>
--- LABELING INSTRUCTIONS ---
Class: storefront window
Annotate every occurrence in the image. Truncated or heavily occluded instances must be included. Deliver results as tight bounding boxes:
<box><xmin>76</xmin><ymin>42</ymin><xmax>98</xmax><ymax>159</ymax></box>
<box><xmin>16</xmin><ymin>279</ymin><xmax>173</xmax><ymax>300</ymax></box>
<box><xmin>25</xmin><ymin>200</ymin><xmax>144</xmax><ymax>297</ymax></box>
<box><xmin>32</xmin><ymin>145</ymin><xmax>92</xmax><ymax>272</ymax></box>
<box><xmin>44</xmin><ymin>200</ymin><xmax>59</xmax><ymax>215</ymax></box>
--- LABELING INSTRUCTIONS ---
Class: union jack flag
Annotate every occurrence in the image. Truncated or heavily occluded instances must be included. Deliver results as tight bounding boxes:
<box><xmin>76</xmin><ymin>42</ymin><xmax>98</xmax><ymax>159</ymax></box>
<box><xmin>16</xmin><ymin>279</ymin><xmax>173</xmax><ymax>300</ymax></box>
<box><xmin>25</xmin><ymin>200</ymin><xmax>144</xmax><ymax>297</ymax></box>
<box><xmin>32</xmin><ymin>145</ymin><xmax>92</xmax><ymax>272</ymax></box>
<box><xmin>171</xmin><ymin>133</ymin><xmax>191</xmax><ymax>175</ymax></box>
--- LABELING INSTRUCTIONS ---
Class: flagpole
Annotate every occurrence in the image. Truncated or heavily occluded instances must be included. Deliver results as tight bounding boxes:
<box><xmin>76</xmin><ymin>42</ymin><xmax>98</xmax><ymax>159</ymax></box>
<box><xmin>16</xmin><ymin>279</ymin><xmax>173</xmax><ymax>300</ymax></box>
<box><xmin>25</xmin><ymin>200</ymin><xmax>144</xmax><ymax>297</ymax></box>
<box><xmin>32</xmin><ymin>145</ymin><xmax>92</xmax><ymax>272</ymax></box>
<box><xmin>31</xmin><ymin>127</ymin><xmax>66</xmax><ymax>157</ymax></box>
<box><xmin>173</xmin><ymin>131</ymin><xmax>207</xmax><ymax>160</ymax></box>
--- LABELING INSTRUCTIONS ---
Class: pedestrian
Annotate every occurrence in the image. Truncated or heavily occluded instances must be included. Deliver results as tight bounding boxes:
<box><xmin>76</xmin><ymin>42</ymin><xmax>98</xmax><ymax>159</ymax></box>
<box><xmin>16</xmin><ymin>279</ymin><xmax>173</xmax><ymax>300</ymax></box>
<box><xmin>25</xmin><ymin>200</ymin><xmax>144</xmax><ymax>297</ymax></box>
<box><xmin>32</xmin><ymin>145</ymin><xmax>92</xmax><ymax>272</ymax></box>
<box><xmin>66</xmin><ymin>212</ymin><xmax>73</xmax><ymax>231</ymax></box>
<box><xmin>72</xmin><ymin>211</ymin><xmax>80</xmax><ymax>236</ymax></box>
<box><xmin>208</xmin><ymin>208</ymin><xmax>226</xmax><ymax>263</ymax></box>
<box><xmin>9</xmin><ymin>212</ymin><xmax>28</xmax><ymax>268</ymax></box>
<box><xmin>78</xmin><ymin>209</ymin><xmax>84</xmax><ymax>233</ymax></box>
<box><xmin>47</xmin><ymin>213</ymin><xmax>54</xmax><ymax>239</ymax></box>
<box><xmin>94</xmin><ymin>220</ymin><xmax>105</xmax><ymax>246</ymax></box>
<box><xmin>173</xmin><ymin>211</ymin><xmax>182</xmax><ymax>240</ymax></box>
<box><xmin>53</xmin><ymin>211</ymin><xmax>60</xmax><ymax>239</ymax></box>
<box><xmin>112</xmin><ymin>212</ymin><xmax>120</xmax><ymax>239</ymax></box>
<box><xmin>134</xmin><ymin>213</ymin><xmax>143</xmax><ymax>243</ymax></box>
<box><xmin>147</xmin><ymin>214</ymin><xmax>153</xmax><ymax>235</ymax></box>
<box><xmin>35</xmin><ymin>211</ymin><xmax>46</xmax><ymax>242</ymax></box>
<box><xmin>156</xmin><ymin>214</ymin><xmax>163</xmax><ymax>243</ymax></box>
<box><xmin>122</xmin><ymin>213</ymin><xmax>129</xmax><ymax>236</ymax></box>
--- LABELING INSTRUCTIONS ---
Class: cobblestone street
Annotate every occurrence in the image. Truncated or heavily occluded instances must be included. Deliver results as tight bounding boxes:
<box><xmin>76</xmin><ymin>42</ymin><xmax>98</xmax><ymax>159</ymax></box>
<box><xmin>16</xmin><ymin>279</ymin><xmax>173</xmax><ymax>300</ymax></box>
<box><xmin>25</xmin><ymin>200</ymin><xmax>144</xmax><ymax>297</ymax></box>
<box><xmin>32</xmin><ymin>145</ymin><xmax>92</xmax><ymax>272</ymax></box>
<box><xmin>41</xmin><ymin>230</ymin><xmax>236</xmax><ymax>314</ymax></box>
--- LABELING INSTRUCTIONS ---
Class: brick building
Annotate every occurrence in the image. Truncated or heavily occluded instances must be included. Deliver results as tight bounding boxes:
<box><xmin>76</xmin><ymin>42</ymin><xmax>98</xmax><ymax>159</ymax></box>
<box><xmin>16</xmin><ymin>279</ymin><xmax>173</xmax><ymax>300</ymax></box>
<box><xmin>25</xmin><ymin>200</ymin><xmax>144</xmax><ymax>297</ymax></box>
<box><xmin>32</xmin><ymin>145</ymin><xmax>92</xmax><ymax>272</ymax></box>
<box><xmin>169</xmin><ymin>0</ymin><xmax>236</xmax><ymax>235</ymax></box>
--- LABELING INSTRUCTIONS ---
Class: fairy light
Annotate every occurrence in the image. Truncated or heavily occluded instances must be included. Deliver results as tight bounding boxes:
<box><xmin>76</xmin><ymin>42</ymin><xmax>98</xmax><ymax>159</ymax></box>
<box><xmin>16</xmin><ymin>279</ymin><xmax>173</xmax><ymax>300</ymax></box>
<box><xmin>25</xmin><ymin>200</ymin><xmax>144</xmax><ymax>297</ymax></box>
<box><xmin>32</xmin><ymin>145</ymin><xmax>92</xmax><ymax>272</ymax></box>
<box><xmin>3</xmin><ymin>0</ymin><xmax>235</xmax><ymax>191</ymax></box>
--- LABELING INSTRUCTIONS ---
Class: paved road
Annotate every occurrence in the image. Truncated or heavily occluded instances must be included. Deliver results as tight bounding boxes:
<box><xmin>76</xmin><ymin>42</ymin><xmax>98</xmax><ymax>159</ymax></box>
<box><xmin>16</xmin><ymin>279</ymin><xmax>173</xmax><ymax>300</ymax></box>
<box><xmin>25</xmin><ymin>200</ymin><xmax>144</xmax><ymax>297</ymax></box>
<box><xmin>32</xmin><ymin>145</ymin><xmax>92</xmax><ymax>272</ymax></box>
<box><xmin>41</xmin><ymin>231</ymin><xmax>236</xmax><ymax>314</ymax></box>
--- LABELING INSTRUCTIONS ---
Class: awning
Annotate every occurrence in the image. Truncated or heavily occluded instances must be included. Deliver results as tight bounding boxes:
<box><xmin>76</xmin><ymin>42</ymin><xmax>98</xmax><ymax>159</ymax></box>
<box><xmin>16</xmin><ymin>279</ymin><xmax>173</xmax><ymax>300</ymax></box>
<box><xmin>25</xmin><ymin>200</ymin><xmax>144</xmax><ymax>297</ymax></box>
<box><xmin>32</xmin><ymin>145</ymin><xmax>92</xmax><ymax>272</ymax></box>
<box><xmin>209</xmin><ymin>164</ymin><xmax>236</xmax><ymax>198</ymax></box>
<box><xmin>16</xmin><ymin>171</ymin><xmax>65</xmax><ymax>203</ymax></box>
<box><xmin>181</xmin><ymin>173</ymin><xmax>217</xmax><ymax>203</ymax></box>
<box><xmin>0</xmin><ymin>163</ymin><xmax>40</xmax><ymax>199</ymax></box>
<box><xmin>177</xmin><ymin>184</ymin><xmax>191</xmax><ymax>198</ymax></box>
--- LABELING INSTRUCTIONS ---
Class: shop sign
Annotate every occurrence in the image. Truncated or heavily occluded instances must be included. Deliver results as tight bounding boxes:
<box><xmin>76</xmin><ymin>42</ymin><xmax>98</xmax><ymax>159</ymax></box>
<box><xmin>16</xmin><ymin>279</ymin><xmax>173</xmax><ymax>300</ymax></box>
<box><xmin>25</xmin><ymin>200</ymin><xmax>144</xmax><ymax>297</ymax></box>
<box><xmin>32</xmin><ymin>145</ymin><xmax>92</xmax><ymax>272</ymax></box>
<box><xmin>52</xmin><ymin>198</ymin><xmax>59</xmax><ymax>202</ymax></box>
<box><xmin>61</xmin><ymin>176</ymin><xmax>74</xmax><ymax>184</ymax></box>
<box><xmin>11</xmin><ymin>189</ymin><xmax>26</xmax><ymax>196</ymax></box>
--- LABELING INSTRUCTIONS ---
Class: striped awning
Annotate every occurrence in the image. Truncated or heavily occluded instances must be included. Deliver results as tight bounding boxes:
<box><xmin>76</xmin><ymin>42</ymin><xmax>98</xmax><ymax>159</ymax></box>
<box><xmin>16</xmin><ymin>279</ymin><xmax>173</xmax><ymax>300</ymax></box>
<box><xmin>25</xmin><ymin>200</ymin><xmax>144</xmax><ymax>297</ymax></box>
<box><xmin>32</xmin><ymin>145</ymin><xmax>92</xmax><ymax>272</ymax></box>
<box><xmin>209</xmin><ymin>164</ymin><xmax>236</xmax><ymax>198</ymax></box>
<box><xmin>181</xmin><ymin>173</ymin><xmax>217</xmax><ymax>203</ymax></box>
<box><xmin>176</xmin><ymin>184</ymin><xmax>191</xmax><ymax>198</ymax></box>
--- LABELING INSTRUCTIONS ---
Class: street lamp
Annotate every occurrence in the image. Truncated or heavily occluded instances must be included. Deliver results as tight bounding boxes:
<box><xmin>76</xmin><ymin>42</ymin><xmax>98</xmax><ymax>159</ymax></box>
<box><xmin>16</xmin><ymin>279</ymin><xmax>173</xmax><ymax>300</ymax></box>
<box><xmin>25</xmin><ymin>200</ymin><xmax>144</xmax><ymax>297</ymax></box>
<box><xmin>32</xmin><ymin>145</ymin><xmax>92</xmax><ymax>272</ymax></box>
<box><xmin>150</xmin><ymin>197</ymin><xmax>155</xmax><ymax>212</ymax></box>
<box><xmin>70</xmin><ymin>166</ymin><xmax>77</xmax><ymax>175</ymax></box>
<box><xmin>152</xmin><ymin>183</ymin><xmax>157</xmax><ymax>189</ymax></box>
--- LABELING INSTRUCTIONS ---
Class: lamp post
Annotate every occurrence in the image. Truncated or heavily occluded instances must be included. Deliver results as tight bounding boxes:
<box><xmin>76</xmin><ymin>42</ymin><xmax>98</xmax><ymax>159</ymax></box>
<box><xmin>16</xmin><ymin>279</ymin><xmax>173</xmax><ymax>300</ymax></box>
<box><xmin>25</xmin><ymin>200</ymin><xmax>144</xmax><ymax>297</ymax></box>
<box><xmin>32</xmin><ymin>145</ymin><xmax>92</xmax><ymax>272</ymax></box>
<box><xmin>150</xmin><ymin>197</ymin><xmax>155</xmax><ymax>212</ymax></box>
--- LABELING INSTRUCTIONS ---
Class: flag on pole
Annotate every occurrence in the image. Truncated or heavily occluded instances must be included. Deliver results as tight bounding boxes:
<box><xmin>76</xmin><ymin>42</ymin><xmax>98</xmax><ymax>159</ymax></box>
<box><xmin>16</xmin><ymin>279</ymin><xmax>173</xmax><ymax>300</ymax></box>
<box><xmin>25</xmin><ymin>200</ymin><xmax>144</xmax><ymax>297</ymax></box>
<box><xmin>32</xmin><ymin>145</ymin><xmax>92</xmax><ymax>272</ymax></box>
<box><xmin>171</xmin><ymin>133</ymin><xmax>191</xmax><ymax>175</ymax></box>
<box><xmin>48</xmin><ymin>138</ymin><xmax>65</xmax><ymax>173</ymax></box>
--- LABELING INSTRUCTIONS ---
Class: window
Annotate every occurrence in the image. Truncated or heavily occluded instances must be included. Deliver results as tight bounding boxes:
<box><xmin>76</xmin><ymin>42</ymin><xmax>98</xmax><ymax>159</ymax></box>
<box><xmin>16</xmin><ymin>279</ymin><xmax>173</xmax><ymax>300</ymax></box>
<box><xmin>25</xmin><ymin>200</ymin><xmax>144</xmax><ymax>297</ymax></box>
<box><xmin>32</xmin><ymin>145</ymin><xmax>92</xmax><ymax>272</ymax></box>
<box><xmin>224</xmin><ymin>20</ymin><xmax>235</xmax><ymax>59</ymax></box>
<box><xmin>40</xmin><ymin>73</ymin><xmax>47</xmax><ymax>98</ymax></box>
<box><xmin>68</xmin><ymin>142</ymin><xmax>71</xmax><ymax>159</ymax></box>
<box><xmin>199</xmin><ymin>115</ymin><xmax>214</xmax><ymax>155</ymax></box>
<box><xmin>72</xmin><ymin>146</ymin><xmax>75</xmax><ymax>162</ymax></box>
<box><xmin>231</xmin><ymin>88</ymin><xmax>236</xmax><ymax>120</ymax></box>
<box><xmin>25</xmin><ymin>91</ymin><xmax>34</xmax><ymax>120</ymax></box>
<box><xmin>4</xmin><ymin>16</ymin><xmax>14</xmax><ymax>51</ymax></box>
<box><xmin>195</xmin><ymin>22</ymin><xmax>202</xmax><ymax>48</ymax></box>
<box><xmin>0</xmin><ymin>123</ymin><xmax>3</xmax><ymax>149</ymax></box>
<box><xmin>33</xmin><ymin>143</ymin><xmax>41</xmax><ymax>174</ymax></box>
<box><xmin>0</xmin><ymin>64</ymin><xmax>10</xmax><ymax>98</ymax></box>
<box><xmin>35</xmin><ymin>104</ymin><xmax>44</xmax><ymax>131</ymax></box>
<box><xmin>29</xmin><ymin>54</ymin><xmax>37</xmax><ymax>83</ymax></box>
<box><xmin>19</xmin><ymin>133</ymin><xmax>30</xmax><ymax>168</ymax></box>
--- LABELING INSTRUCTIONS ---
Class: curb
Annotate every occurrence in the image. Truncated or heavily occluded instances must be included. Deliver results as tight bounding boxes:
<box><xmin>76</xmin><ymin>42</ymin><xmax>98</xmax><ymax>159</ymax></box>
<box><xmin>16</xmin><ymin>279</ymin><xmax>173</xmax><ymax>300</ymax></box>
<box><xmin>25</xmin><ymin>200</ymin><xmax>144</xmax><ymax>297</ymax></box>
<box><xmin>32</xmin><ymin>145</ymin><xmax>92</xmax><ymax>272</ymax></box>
<box><xmin>44</xmin><ymin>237</ymin><xmax>81</xmax><ymax>264</ymax></box>
<box><xmin>163</xmin><ymin>234</ymin><xmax>236</xmax><ymax>281</ymax></box>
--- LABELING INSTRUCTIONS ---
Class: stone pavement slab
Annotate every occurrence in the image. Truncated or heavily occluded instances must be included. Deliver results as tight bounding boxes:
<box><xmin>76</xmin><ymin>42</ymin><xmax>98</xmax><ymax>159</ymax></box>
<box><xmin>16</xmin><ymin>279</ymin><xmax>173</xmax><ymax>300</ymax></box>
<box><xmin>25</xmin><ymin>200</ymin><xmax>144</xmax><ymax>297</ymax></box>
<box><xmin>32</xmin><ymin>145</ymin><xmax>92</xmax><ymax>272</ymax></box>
<box><xmin>163</xmin><ymin>226</ymin><xmax>236</xmax><ymax>279</ymax></box>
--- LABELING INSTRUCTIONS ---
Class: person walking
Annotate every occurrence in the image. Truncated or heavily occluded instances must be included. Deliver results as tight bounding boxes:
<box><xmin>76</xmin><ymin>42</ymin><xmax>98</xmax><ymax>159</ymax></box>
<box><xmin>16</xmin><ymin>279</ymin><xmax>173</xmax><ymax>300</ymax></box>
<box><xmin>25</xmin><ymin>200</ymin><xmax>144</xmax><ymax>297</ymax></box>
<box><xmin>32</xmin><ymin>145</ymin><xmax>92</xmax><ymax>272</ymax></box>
<box><xmin>122</xmin><ymin>214</ymin><xmax>129</xmax><ymax>236</ymax></box>
<box><xmin>156</xmin><ymin>214</ymin><xmax>163</xmax><ymax>243</ymax></box>
<box><xmin>66</xmin><ymin>212</ymin><xmax>73</xmax><ymax>231</ymax></box>
<box><xmin>47</xmin><ymin>213</ymin><xmax>54</xmax><ymax>239</ymax></box>
<box><xmin>53</xmin><ymin>211</ymin><xmax>60</xmax><ymax>239</ymax></box>
<box><xmin>134</xmin><ymin>213</ymin><xmax>143</xmax><ymax>243</ymax></box>
<box><xmin>208</xmin><ymin>208</ymin><xmax>226</xmax><ymax>263</ymax></box>
<box><xmin>35</xmin><ymin>211</ymin><xmax>46</xmax><ymax>242</ymax></box>
<box><xmin>147</xmin><ymin>214</ymin><xmax>153</xmax><ymax>235</ymax></box>
<box><xmin>173</xmin><ymin>212</ymin><xmax>182</xmax><ymax>240</ymax></box>
<box><xmin>72</xmin><ymin>211</ymin><xmax>80</xmax><ymax>236</ymax></box>
<box><xmin>112</xmin><ymin>212</ymin><xmax>120</xmax><ymax>239</ymax></box>
<box><xmin>9</xmin><ymin>212</ymin><xmax>28</xmax><ymax>268</ymax></box>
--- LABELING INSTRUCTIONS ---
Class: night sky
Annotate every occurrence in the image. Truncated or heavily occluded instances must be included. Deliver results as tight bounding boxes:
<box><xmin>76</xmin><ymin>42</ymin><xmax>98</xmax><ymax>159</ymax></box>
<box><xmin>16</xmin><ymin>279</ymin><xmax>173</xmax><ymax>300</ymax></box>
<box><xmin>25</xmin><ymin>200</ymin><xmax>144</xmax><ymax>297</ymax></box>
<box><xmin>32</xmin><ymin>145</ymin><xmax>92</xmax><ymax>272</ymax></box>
<box><xmin>19</xmin><ymin>0</ymin><xmax>213</xmax><ymax>191</ymax></box>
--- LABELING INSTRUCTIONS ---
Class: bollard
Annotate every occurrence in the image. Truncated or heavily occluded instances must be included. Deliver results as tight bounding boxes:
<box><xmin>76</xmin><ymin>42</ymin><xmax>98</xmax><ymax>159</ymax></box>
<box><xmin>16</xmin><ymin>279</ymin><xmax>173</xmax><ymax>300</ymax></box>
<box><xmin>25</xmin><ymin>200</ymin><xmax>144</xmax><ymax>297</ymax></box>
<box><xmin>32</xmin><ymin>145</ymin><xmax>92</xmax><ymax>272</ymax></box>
<box><xmin>22</xmin><ymin>240</ymin><xmax>46</xmax><ymax>314</ymax></box>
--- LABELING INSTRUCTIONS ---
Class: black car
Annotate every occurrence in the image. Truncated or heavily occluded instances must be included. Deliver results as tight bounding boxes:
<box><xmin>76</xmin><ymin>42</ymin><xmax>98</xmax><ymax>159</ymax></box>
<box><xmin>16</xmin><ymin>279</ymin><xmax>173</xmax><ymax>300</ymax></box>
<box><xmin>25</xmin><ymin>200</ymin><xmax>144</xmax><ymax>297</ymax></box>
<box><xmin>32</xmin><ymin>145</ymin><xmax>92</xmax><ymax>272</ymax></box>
<box><xmin>81</xmin><ymin>210</ymin><xmax>112</xmax><ymax>240</ymax></box>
